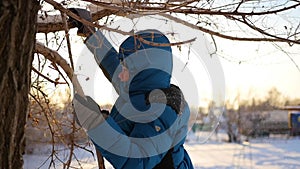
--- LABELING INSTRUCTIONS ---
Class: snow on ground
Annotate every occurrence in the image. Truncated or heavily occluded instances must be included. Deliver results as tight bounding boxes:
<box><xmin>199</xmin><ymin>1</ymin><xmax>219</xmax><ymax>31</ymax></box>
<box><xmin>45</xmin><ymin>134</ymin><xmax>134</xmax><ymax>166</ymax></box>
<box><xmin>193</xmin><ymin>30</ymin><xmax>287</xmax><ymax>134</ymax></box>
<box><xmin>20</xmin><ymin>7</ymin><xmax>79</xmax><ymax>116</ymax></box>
<box><xmin>24</xmin><ymin>131</ymin><xmax>300</xmax><ymax>169</ymax></box>
<box><xmin>186</xmin><ymin>132</ymin><xmax>300</xmax><ymax>169</ymax></box>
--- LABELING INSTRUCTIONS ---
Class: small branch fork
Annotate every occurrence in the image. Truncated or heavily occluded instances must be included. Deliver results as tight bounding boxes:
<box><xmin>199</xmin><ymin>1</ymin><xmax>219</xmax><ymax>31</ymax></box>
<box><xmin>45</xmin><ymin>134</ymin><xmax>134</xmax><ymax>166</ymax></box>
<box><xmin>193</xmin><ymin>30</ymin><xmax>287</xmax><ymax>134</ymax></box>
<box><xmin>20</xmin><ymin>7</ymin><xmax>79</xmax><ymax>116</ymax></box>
<box><xmin>31</xmin><ymin>66</ymin><xmax>66</xmax><ymax>85</ymax></box>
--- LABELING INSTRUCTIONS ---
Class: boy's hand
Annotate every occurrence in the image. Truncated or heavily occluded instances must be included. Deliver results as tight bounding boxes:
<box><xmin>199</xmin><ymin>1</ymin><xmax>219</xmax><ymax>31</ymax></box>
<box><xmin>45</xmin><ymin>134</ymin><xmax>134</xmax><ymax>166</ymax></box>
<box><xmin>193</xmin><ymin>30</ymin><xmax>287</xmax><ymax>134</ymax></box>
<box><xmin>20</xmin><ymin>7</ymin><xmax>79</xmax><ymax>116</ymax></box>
<box><xmin>68</xmin><ymin>8</ymin><xmax>95</xmax><ymax>37</ymax></box>
<box><xmin>72</xmin><ymin>94</ymin><xmax>104</xmax><ymax>131</ymax></box>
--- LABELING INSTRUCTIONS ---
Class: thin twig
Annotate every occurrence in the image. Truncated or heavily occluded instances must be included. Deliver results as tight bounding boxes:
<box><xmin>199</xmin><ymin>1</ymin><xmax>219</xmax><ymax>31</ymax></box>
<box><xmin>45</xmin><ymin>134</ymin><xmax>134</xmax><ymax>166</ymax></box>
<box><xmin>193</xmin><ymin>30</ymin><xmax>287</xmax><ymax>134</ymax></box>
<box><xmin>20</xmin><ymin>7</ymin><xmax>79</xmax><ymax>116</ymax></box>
<box><xmin>31</xmin><ymin>66</ymin><xmax>66</xmax><ymax>85</ymax></box>
<box><xmin>61</xmin><ymin>11</ymin><xmax>75</xmax><ymax>70</ymax></box>
<box><xmin>136</xmin><ymin>34</ymin><xmax>196</xmax><ymax>47</ymax></box>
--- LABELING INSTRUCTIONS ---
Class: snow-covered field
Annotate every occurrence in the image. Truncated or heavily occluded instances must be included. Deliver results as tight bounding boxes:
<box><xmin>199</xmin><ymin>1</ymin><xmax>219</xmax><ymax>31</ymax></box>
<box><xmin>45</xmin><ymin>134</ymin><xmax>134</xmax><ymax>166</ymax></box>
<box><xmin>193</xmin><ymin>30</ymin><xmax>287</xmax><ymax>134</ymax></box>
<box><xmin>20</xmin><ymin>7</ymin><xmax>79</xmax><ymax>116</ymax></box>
<box><xmin>24</xmin><ymin>132</ymin><xmax>300</xmax><ymax>169</ymax></box>
<box><xmin>186</xmin><ymin>132</ymin><xmax>300</xmax><ymax>169</ymax></box>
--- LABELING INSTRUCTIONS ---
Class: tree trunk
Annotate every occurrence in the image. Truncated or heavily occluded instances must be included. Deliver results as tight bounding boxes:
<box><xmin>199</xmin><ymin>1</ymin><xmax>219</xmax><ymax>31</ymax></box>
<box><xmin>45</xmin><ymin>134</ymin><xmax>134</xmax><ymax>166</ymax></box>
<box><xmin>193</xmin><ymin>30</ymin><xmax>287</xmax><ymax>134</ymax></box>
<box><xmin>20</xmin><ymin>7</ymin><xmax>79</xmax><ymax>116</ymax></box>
<box><xmin>0</xmin><ymin>0</ymin><xmax>39</xmax><ymax>168</ymax></box>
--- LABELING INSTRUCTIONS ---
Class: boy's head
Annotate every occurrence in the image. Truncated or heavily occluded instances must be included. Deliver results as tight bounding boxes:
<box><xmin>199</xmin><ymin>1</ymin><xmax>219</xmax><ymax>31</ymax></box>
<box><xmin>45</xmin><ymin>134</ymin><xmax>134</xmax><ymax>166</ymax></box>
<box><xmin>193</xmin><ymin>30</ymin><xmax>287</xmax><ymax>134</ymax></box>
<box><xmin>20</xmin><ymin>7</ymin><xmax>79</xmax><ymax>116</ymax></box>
<box><xmin>117</xmin><ymin>30</ymin><xmax>173</xmax><ymax>92</ymax></box>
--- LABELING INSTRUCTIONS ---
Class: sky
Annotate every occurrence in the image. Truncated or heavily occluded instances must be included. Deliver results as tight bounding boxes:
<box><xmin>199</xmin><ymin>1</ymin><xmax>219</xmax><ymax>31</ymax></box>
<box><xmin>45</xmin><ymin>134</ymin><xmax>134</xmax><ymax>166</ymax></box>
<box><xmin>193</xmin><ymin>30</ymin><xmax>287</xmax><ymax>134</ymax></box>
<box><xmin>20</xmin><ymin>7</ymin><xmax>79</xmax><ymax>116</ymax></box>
<box><xmin>216</xmin><ymin>38</ymin><xmax>300</xmax><ymax>102</ymax></box>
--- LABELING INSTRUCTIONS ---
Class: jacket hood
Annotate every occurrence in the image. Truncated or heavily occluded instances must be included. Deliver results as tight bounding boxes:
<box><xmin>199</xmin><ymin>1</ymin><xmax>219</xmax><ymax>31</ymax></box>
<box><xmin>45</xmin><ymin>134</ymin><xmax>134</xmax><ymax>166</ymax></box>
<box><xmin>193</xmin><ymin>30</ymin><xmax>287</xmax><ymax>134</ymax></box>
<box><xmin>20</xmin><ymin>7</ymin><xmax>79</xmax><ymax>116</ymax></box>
<box><xmin>117</xmin><ymin>30</ymin><xmax>173</xmax><ymax>95</ymax></box>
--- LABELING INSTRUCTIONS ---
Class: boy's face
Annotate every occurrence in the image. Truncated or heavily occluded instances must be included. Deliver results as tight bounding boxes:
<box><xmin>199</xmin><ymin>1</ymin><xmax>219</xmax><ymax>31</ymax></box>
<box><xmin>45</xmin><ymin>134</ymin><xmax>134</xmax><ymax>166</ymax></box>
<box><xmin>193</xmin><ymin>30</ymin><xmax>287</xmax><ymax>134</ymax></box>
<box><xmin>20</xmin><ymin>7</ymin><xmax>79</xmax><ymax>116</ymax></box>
<box><xmin>118</xmin><ymin>66</ymin><xmax>129</xmax><ymax>82</ymax></box>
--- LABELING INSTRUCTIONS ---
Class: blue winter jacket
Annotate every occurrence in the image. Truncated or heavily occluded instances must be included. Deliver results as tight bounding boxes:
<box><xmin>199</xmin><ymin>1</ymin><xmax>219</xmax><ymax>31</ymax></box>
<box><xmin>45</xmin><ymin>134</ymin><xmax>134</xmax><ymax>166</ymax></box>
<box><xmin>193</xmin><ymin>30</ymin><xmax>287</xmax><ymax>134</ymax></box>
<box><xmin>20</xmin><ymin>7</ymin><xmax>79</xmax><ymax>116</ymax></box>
<box><xmin>85</xmin><ymin>29</ymin><xmax>194</xmax><ymax>169</ymax></box>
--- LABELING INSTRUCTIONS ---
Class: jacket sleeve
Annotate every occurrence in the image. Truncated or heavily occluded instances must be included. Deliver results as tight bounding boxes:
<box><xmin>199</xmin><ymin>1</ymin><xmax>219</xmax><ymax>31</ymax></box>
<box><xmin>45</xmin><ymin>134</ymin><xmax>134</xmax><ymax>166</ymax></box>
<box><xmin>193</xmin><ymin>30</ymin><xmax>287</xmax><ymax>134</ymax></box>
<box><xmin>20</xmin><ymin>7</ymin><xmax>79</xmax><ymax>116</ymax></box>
<box><xmin>87</xmin><ymin>105</ymin><xmax>188</xmax><ymax>169</ymax></box>
<box><xmin>85</xmin><ymin>31</ymin><xmax>121</xmax><ymax>92</ymax></box>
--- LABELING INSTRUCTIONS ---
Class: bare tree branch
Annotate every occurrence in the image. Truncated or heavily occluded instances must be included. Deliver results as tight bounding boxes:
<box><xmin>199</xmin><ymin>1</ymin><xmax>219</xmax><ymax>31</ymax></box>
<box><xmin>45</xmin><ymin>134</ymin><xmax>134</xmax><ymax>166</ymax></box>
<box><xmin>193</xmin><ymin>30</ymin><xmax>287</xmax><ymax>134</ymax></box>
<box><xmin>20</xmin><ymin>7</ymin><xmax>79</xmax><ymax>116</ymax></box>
<box><xmin>35</xmin><ymin>42</ymin><xmax>86</xmax><ymax>97</ymax></box>
<box><xmin>35</xmin><ymin>42</ymin><xmax>73</xmax><ymax>79</ymax></box>
<box><xmin>240</xmin><ymin>15</ymin><xmax>300</xmax><ymax>45</ymax></box>
<box><xmin>61</xmin><ymin>12</ymin><xmax>74</xmax><ymax>70</ymax></box>
<box><xmin>37</xmin><ymin>0</ymin><xmax>300</xmax><ymax>45</ymax></box>
<box><xmin>160</xmin><ymin>13</ymin><xmax>299</xmax><ymax>44</ymax></box>
<box><xmin>31</xmin><ymin>66</ymin><xmax>66</xmax><ymax>85</ymax></box>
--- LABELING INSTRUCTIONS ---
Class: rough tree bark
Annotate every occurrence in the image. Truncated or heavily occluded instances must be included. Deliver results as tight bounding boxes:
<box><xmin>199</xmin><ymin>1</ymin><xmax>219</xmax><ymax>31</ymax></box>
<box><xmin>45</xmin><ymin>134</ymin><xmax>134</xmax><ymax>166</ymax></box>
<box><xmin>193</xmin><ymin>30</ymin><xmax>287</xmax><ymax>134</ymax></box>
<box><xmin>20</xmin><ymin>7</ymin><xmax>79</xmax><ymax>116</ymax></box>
<box><xmin>0</xmin><ymin>0</ymin><xmax>40</xmax><ymax>168</ymax></box>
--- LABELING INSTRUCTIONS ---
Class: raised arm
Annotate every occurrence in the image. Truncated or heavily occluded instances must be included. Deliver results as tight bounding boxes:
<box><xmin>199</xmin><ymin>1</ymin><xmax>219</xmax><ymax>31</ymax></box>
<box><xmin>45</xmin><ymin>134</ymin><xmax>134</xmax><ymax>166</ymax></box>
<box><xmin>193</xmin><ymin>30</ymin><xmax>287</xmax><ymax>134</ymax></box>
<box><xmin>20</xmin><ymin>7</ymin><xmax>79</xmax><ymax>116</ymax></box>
<box><xmin>85</xmin><ymin>31</ymin><xmax>122</xmax><ymax>93</ymax></box>
<box><xmin>68</xmin><ymin>8</ymin><xmax>121</xmax><ymax>92</ymax></box>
